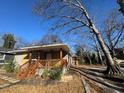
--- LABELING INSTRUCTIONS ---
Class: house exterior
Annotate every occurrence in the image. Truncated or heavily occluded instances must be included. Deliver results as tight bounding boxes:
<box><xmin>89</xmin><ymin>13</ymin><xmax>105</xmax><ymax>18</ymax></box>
<box><xmin>7</xmin><ymin>43</ymin><xmax>71</xmax><ymax>79</ymax></box>
<box><xmin>8</xmin><ymin>43</ymin><xmax>71</xmax><ymax>67</ymax></box>
<box><xmin>114</xmin><ymin>48</ymin><xmax>124</xmax><ymax>59</ymax></box>
<box><xmin>0</xmin><ymin>51</ymin><xmax>13</xmax><ymax>65</ymax></box>
<box><xmin>72</xmin><ymin>55</ymin><xmax>79</xmax><ymax>67</ymax></box>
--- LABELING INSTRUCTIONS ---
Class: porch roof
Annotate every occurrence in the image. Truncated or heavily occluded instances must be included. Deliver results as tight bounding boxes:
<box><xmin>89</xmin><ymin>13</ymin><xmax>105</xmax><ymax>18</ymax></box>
<box><xmin>21</xmin><ymin>43</ymin><xmax>69</xmax><ymax>52</ymax></box>
<box><xmin>8</xmin><ymin>43</ymin><xmax>70</xmax><ymax>54</ymax></box>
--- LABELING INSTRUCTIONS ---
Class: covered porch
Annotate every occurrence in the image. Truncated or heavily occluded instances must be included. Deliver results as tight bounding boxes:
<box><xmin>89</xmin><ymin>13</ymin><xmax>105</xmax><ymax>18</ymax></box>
<box><xmin>23</xmin><ymin>44</ymin><xmax>70</xmax><ymax>68</ymax></box>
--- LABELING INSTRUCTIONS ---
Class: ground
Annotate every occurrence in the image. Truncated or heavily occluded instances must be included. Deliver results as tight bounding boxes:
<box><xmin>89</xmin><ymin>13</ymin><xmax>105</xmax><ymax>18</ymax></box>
<box><xmin>0</xmin><ymin>74</ymin><xmax>83</xmax><ymax>93</ymax></box>
<box><xmin>0</xmin><ymin>78</ymin><xmax>8</xmax><ymax>85</ymax></box>
<box><xmin>1</xmin><ymin>65</ymin><xmax>123</xmax><ymax>93</ymax></box>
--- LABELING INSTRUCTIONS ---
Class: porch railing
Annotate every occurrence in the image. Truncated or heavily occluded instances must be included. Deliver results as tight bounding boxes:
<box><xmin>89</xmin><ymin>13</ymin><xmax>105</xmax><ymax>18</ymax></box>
<box><xmin>39</xmin><ymin>59</ymin><xmax>60</xmax><ymax>67</ymax></box>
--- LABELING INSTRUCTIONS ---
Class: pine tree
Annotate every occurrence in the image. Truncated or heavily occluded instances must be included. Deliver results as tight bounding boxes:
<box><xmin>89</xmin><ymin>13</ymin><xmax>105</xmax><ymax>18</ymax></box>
<box><xmin>2</xmin><ymin>34</ymin><xmax>16</xmax><ymax>49</ymax></box>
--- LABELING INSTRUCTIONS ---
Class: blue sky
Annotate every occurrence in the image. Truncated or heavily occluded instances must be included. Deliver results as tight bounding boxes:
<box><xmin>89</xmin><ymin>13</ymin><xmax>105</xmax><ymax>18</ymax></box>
<box><xmin>0</xmin><ymin>0</ymin><xmax>119</xmax><ymax>43</ymax></box>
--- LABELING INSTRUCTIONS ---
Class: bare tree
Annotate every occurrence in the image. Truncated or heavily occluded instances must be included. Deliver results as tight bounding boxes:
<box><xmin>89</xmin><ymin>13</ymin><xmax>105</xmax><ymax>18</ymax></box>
<box><xmin>15</xmin><ymin>37</ymin><xmax>30</xmax><ymax>49</ymax></box>
<box><xmin>92</xmin><ymin>34</ymin><xmax>104</xmax><ymax>65</ymax></box>
<box><xmin>75</xmin><ymin>44</ymin><xmax>92</xmax><ymax>65</ymax></box>
<box><xmin>103</xmin><ymin>10</ymin><xmax>124</xmax><ymax>58</ymax></box>
<box><xmin>33</xmin><ymin>0</ymin><xmax>122</xmax><ymax>74</ymax></box>
<box><xmin>34</xmin><ymin>34</ymin><xmax>63</xmax><ymax>45</ymax></box>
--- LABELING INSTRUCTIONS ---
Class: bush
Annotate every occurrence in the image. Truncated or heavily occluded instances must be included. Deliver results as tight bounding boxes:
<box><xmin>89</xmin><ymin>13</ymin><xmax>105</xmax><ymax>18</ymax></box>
<box><xmin>42</xmin><ymin>68</ymin><xmax>49</xmax><ymax>79</ymax></box>
<box><xmin>14</xmin><ymin>66</ymin><xmax>19</xmax><ymax>74</ymax></box>
<box><xmin>42</xmin><ymin>67</ymin><xmax>62</xmax><ymax>80</ymax></box>
<box><xmin>4</xmin><ymin>58</ymin><xmax>15</xmax><ymax>73</ymax></box>
<box><xmin>49</xmin><ymin>68</ymin><xmax>62</xmax><ymax>80</ymax></box>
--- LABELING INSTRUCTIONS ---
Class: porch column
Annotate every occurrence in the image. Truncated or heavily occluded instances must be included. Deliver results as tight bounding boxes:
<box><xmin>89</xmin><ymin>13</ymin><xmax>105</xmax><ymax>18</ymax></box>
<box><xmin>37</xmin><ymin>50</ymin><xmax>41</xmax><ymax>67</ymax></box>
<box><xmin>37</xmin><ymin>51</ymin><xmax>40</xmax><ymax>61</ymax></box>
<box><xmin>60</xmin><ymin>48</ymin><xmax>63</xmax><ymax>65</ymax></box>
<box><xmin>28</xmin><ymin>50</ymin><xmax>32</xmax><ymax>64</ymax></box>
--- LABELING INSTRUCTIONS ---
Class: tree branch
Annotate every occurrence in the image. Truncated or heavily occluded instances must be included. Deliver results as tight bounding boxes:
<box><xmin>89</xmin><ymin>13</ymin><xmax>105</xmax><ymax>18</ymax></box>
<box><xmin>64</xmin><ymin>25</ymin><xmax>85</xmax><ymax>34</ymax></box>
<box><xmin>60</xmin><ymin>15</ymin><xmax>88</xmax><ymax>26</ymax></box>
<box><xmin>113</xmin><ymin>28</ymin><xmax>124</xmax><ymax>47</ymax></box>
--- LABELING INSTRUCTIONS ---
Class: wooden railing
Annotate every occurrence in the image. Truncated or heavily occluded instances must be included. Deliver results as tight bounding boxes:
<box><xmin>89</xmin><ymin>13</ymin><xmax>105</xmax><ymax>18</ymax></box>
<box><xmin>39</xmin><ymin>59</ymin><xmax>60</xmax><ymax>67</ymax></box>
<box><xmin>17</xmin><ymin>59</ymin><xmax>68</xmax><ymax>79</ymax></box>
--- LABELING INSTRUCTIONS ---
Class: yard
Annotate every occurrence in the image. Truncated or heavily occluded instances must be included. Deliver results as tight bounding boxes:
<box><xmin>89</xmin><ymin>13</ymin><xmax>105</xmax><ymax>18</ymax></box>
<box><xmin>0</xmin><ymin>73</ymin><xmax>83</xmax><ymax>93</ymax></box>
<box><xmin>0</xmin><ymin>79</ymin><xmax>8</xmax><ymax>85</ymax></box>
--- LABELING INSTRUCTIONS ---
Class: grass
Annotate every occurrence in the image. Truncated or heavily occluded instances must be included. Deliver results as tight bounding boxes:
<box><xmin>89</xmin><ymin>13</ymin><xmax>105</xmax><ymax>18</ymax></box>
<box><xmin>0</xmin><ymin>74</ymin><xmax>84</xmax><ymax>93</ymax></box>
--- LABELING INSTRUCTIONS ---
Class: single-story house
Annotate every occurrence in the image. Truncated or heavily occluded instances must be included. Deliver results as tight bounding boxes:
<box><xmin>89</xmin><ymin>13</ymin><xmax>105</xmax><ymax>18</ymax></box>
<box><xmin>114</xmin><ymin>48</ymin><xmax>124</xmax><ymax>59</ymax></box>
<box><xmin>72</xmin><ymin>55</ymin><xmax>79</xmax><ymax>67</ymax></box>
<box><xmin>0</xmin><ymin>51</ymin><xmax>14</xmax><ymax>65</ymax></box>
<box><xmin>7</xmin><ymin>43</ymin><xmax>72</xmax><ymax>79</ymax></box>
<box><xmin>8</xmin><ymin>43</ymin><xmax>71</xmax><ymax>67</ymax></box>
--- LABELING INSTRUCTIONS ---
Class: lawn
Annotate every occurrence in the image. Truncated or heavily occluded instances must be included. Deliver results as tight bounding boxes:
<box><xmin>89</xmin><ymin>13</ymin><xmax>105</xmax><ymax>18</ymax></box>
<box><xmin>0</xmin><ymin>74</ymin><xmax>83</xmax><ymax>93</ymax></box>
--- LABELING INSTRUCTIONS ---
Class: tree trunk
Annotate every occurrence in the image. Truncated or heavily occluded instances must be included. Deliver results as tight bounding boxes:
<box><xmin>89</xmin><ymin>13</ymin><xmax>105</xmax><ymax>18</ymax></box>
<box><xmin>107</xmin><ymin>34</ymin><xmax>116</xmax><ymax>58</ymax></box>
<box><xmin>81</xmin><ymin>5</ymin><xmax>121</xmax><ymax>74</ymax></box>
<box><xmin>93</xmin><ymin>26</ymin><xmax>121</xmax><ymax>74</ymax></box>
<box><xmin>86</xmin><ymin>52</ymin><xmax>92</xmax><ymax>65</ymax></box>
<box><xmin>97</xmin><ymin>52</ymin><xmax>103</xmax><ymax>65</ymax></box>
<box><xmin>111</xmin><ymin>47</ymin><xmax>116</xmax><ymax>58</ymax></box>
<box><xmin>93</xmin><ymin>35</ymin><xmax>104</xmax><ymax>65</ymax></box>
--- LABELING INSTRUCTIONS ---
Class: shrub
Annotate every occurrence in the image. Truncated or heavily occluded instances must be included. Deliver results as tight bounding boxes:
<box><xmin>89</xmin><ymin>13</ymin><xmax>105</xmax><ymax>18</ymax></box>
<box><xmin>42</xmin><ymin>67</ymin><xmax>62</xmax><ymax>80</ymax></box>
<box><xmin>49</xmin><ymin>68</ymin><xmax>62</xmax><ymax>80</ymax></box>
<box><xmin>42</xmin><ymin>68</ymin><xmax>49</xmax><ymax>78</ymax></box>
<box><xmin>4</xmin><ymin>58</ymin><xmax>15</xmax><ymax>73</ymax></box>
<box><xmin>14</xmin><ymin>66</ymin><xmax>19</xmax><ymax>74</ymax></box>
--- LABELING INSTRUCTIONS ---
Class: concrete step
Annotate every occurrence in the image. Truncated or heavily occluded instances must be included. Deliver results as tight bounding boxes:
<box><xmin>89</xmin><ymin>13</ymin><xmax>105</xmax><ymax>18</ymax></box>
<box><xmin>0</xmin><ymin>75</ymin><xmax>20</xmax><ymax>84</ymax></box>
<box><xmin>0</xmin><ymin>83</ymin><xmax>11</xmax><ymax>89</ymax></box>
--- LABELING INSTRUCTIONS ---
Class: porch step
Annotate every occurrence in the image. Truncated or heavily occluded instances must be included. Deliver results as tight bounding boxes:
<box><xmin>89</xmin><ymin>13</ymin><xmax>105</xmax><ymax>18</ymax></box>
<box><xmin>0</xmin><ymin>75</ymin><xmax>20</xmax><ymax>89</ymax></box>
<box><xmin>0</xmin><ymin>83</ymin><xmax>11</xmax><ymax>89</ymax></box>
<box><xmin>0</xmin><ymin>75</ymin><xmax>20</xmax><ymax>83</ymax></box>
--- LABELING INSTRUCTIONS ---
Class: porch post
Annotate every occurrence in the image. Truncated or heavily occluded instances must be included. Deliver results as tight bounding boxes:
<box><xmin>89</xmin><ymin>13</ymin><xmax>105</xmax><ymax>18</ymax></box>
<box><xmin>60</xmin><ymin>48</ymin><xmax>63</xmax><ymax>65</ymax></box>
<box><xmin>28</xmin><ymin>50</ymin><xmax>32</xmax><ymax>64</ymax></box>
<box><xmin>38</xmin><ymin>51</ymin><xmax>40</xmax><ymax>61</ymax></box>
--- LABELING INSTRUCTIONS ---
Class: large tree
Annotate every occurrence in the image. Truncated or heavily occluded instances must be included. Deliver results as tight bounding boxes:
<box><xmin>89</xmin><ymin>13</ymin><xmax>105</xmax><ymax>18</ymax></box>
<box><xmin>2</xmin><ymin>33</ymin><xmax>16</xmax><ymax>49</ymax></box>
<box><xmin>33</xmin><ymin>0</ymin><xmax>122</xmax><ymax>74</ymax></box>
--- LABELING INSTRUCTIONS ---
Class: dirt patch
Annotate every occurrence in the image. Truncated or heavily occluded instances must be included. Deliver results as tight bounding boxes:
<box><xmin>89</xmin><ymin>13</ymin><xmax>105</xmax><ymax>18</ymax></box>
<box><xmin>0</xmin><ymin>74</ymin><xmax>84</xmax><ymax>93</ymax></box>
<box><xmin>0</xmin><ymin>79</ymin><xmax>9</xmax><ymax>85</ymax></box>
<box><xmin>85</xmin><ymin>79</ymin><xmax>105</xmax><ymax>93</ymax></box>
<box><xmin>79</xmin><ymin>64</ymin><xmax>104</xmax><ymax>68</ymax></box>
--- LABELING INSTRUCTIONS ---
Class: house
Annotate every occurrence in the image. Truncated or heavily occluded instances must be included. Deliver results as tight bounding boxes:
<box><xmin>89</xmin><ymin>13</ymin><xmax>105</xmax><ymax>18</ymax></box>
<box><xmin>0</xmin><ymin>48</ymin><xmax>14</xmax><ymax>65</ymax></box>
<box><xmin>7</xmin><ymin>43</ymin><xmax>71</xmax><ymax>79</ymax></box>
<box><xmin>9</xmin><ymin>43</ymin><xmax>71</xmax><ymax>67</ymax></box>
<box><xmin>114</xmin><ymin>48</ymin><xmax>124</xmax><ymax>59</ymax></box>
<box><xmin>72</xmin><ymin>55</ymin><xmax>79</xmax><ymax>67</ymax></box>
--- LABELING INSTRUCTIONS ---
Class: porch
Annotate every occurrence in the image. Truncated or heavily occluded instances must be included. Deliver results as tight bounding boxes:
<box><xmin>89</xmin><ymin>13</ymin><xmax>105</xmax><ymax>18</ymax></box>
<box><xmin>27</xmin><ymin>48</ymin><xmax>67</xmax><ymax>68</ymax></box>
<box><xmin>16</xmin><ymin>44</ymin><xmax>70</xmax><ymax>79</ymax></box>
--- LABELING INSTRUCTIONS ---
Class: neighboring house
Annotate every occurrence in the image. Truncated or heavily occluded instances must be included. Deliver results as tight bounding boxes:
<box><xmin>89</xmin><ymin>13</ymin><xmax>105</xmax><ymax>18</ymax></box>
<box><xmin>0</xmin><ymin>52</ymin><xmax>6</xmax><ymax>65</ymax></box>
<box><xmin>114</xmin><ymin>48</ymin><xmax>124</xmax><ymax>59</ymax></box>
<box><xmin>0</xmin><ymin>47</ymin><xmax>14</xmax><ymax>65</ymax></box>
<box><xmin>72</xmin><ymin>55</ymin><xmax>79</xmax><ymax>67</ymax></box>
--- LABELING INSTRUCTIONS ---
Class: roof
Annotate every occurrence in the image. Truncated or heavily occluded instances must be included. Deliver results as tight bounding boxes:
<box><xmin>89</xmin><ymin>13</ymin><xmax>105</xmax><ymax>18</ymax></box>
<box><xmin>72</xmin><ymin>54</ymin><xmax>78</xmax><ymax>57</ymax></box>
<box><xmin>114</xmin><ymin>48</ymin><xmax>124</xmax><ymax>51</ymax></box>
<box><xmin>0</xmin><ymin>47</ymin><xmax>13</xmax><ymax>51</ymax></box>
<box><xmin>0</xmin><ymin>51</ymin><xmax>14</xmax><ymax>55</ymax></box>
<box><xmin>8</xmin><ymin>43</ymin><xmax>70</xmax><ymax>54</ymax></box>
<box><xmin>8</xmin><ymin>49</ymin><xmax>27</xmax><ymax>54</ymax></box>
